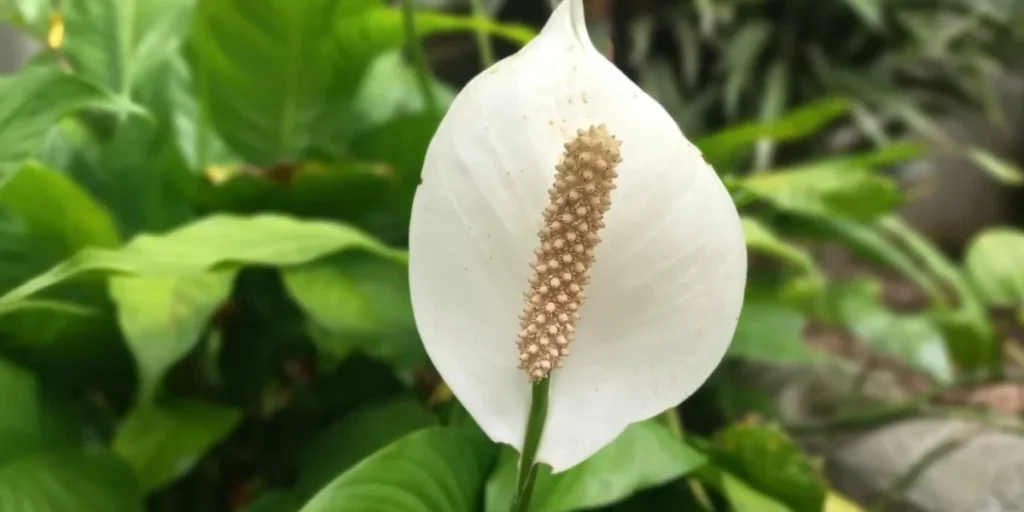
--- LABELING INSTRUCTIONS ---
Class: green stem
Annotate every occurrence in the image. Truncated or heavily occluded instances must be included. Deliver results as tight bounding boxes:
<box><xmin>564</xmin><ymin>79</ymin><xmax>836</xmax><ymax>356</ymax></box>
<box><xmin>468</xmin><ymin>0</ymin><xmax>495</xmax><ymax>67</ymax></box>
<box><xmin>511</xmin><ymin>377</ymin><xmax>551</xmax><ymax>512</ymax></box>
<box><xmin>400</xmin><ymin>0</ymin><xmax>439</xmax><ymax>114</ymax></box>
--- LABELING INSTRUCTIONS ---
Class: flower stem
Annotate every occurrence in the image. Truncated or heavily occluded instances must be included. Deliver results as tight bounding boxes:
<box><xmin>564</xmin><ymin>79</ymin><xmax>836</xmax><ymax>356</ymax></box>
<box><xmin>468</xmin><ymin>0</ymin><xmax>495</xmax><ymax>67</ymax></box>
<box><xmin>511</xmin><ymin>377</ymin><xmax>550</xmax><ymax>512</ymax></box>
<box><xmin>400</xmin><ymin>0</ymin><xmax>439</xmax><ymax>114</ymax></box>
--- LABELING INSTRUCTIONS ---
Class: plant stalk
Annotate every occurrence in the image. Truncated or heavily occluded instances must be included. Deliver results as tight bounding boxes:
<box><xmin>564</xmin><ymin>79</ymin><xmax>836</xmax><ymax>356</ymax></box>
<box><xmin>511</xmin><ymin>377</ymin><xmax>550</xmax><ymax>512</ymax></box>
<box><xmin>468</xmin><ymin>0</ymin><xmax>495</xmax><ymax>67</ymax></box>
<box><xmin>400</xmin><ymin>0</ymin><xmax>439</xmax><ymax>114</ymax></box>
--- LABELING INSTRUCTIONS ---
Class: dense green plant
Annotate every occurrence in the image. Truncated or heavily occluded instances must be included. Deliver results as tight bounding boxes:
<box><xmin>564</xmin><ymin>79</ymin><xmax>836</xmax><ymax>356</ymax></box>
<box><xmin>0</xmin><ymin>0</ymin><xmax>1021</xmax><ymax>511</ymax></box>
<box><xmin>631</xmin><ymin>0</ymin><xmax>1024</xmax><ymax>171</ymax></box>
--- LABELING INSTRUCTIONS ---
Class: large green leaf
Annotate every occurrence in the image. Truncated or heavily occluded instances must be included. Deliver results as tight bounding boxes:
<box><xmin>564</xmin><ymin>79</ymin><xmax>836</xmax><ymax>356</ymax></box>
<box><xmin>0</xmin><ymin>450</ymin><xmax>144</xmax><ymax>511</ymax></box>
<box><xmin>710</xmin><ymin>422</ymin><xmax>826</xmax><ymax>512</ymax></box>
<box><xmin>296</xmin><ymin>398</ymin><xmax>439</xmax><ymax>497</ymax></box>
<box><xmin>187</xmin><ymin>0</ymin><xmax>340</xmax><ymax>164</ymax></box>
<box><xmin>742</xmin><ymin>166</ymin><xmax>900</xmax><ymax>221</ymax></box>
<box><xmin>741</xmin><ymin>217</ymin><xmax>821</xmax><ymax>281</ymax></box>
<box><xmin>299</xmin><ymin>427</ymin><xmax>496</xmax><ymax>512</ymax></box>
<box><xmin>729</xmin><ymin>285</ymin><xmax>818</xmax><ymax>364</ymax></box>
<box><xmin>0</xmin><ymin>358</ymin><xmax>81</xmax><ymax>463</ymax></box>
<box><xmin>0</xmin><ymin>66</ymin><xmax>117</xmax><ymax>166</ymax></box>
<box><xmin>113</xmin><ymin>399</ymin><xmax>242</xmax><ymax>491</ymax></box>
<box><xmin>109</xmin><ymin>270</ymin><xmax>237</xmax><ymax>403</ymax></box>
<box><xmin>694</xmin><ymin>98</ymin><xmax>849</xmax><ymax>171</ymax></box>
<box><xmin>485</xmin><ymin>420</ymin><xmax>706</xmax><ymax>512</ymax></box>
<box><xmin>62</xmin><ymin>0</ymin><xmax>195</xmax><ymax>101</ymax></box>
<box><xmin>824</xmin><ymin>280</ymin><xmax>954</xmax><ymax>383</ymax></box>
<box><xmin>0</xmin><ymin>214</ymin><xmax>403</xmax><ymax>312</ymax></box>
<box><xmin>964</xmin><ymin>228</ymin><xmax>1024</xmax><ymax>308</ymax></box>
<box><xmin>0</xmin><ymin>161</ymin><xmax>121</xmax><ymax>254</ymax></box>
<box><xmin>282</xmin><ymin>253</ymin><xmax>423</xmax><ymax>368</ymax></box>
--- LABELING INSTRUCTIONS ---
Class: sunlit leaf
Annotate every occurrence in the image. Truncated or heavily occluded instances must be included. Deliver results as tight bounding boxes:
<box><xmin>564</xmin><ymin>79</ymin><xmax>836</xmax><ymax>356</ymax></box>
<box><xmin>0</xmin><ymin>66</ymin><xmax>117</xmax><ymax>167</ymax></box>
<box><xmin>109</xmin><ymin>270</ymin><xmax>238</xmax><ymax>403</ymax></box>
<box><xmin>743</xmin><ymin>166</ymin><xmax>900</xmax><ymax>221</ymax></box>
<box><xmin>824</xmin><ymin>280</ymin><xmax>954</xmax><ymax>383</ymax></box>
<box><xmin>711</xmin><ymin>422</ymin><xmax>826</xmax><ymax>512</ymax></box>
<box><xmin>296</xmin><ymin>398</ymin><xmax>438</xmax><ymax>497</ymax></box>
<box><xmin>113</xmin><ymin>399</ymin><xmax>242</xmax><ymax>491</ymax></box>
<box><xmin>0</xmin><ymin>214</ymin><xmax>403</xmax><ymax>313</ymax></box>
<box><xmin>964</xmin><ymin>228</ymin><xmax>1024</xmax><ymax>308</ymax></box>
<box><xmin>299</xmin><ymin>427</ymin><xmax>495</xmax><ymax>512</ymax></box>
<box><xmin>967</xmin><ymin>148</ymin><xmax>1024</xmax><ymax>186</ymax></box>
<box><xmin>485</xmin><ymin>419</ymin><xmax>706</xmax><ymax>512</ymax></box>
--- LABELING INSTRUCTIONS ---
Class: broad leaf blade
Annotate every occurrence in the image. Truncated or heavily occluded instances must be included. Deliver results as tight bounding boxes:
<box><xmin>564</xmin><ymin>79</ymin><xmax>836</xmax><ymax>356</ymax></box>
<box><xmin>299</xmin><ymin>427</ymin><xmax>496</xmax><ymax>512</ymax></box>
<box><xmin>485</xmin><ymin>420</ymin><xmax>707</xmax><ymax>512</ymax></box>
<box><xmin>109</xmin><ymin>270</ymin><xmax>238</xmax><ymax>403</ymax></box>
<box><xmin>113</xmin><ymin>400</ymin><xmax>242</xmax><ymax>491</ymax></box>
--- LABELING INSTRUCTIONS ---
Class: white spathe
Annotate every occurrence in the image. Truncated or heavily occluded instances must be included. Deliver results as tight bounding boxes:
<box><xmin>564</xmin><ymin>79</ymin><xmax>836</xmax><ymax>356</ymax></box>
<box><xmin>408</xmin><ymin>0</ymin><xmax>747</xmax><ymax>472</ymax></box>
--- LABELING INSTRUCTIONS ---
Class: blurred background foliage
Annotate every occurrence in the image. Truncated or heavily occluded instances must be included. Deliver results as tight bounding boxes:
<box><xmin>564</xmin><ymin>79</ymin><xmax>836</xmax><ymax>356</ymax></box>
<box><xmin>1</xmin><ymin>0</ymin><xmax>1024</xmax><ymax>511</ymax></box>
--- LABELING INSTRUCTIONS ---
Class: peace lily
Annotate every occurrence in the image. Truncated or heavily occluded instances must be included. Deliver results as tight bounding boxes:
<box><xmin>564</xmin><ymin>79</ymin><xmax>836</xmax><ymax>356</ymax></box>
<box><xmin>408</xmin><ymin>0</ymin><xmax>746</xmax><ymax>474</ymax></box>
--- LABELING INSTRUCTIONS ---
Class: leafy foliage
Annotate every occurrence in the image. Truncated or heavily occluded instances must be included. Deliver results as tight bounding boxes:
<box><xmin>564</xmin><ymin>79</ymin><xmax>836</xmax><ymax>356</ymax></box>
<box><xmin>0</xmin><ymin>0</ymin><xmax>1020</xmax><ymax>510</ymax></box>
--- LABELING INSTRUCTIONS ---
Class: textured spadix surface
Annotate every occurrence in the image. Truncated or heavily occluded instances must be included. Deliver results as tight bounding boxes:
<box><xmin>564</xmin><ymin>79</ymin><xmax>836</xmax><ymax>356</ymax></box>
<box><xmin>408</xmin><ymin>0</ymin><xmax>746</xmax><ymax>472</ymax></box>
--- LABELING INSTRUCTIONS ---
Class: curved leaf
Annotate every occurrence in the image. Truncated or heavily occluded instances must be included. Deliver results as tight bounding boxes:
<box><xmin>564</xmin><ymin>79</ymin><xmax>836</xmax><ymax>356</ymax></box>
<box><xmin>964</xmin><ymin>228</ymin><xmax>1024</xmax><ymax>308</ymax></box>
<box><xmin>485</xmin><ymin>420</ymin><xmax>706</xmax><ymax>512</ymax></box>
<box><xmin>0</xmin><ymin>450</ymin><xmax>144</xmax><ymax>512</ymax></box>
<box><xmin>299</xmin><ymin>427</ymin><xmax>495</xmax><ymax>512</ymax></box>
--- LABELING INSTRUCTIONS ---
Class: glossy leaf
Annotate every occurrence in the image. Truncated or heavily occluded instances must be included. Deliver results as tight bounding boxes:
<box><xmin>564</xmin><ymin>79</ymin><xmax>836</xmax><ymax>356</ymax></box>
<box><xmin>0</xmin><ymin>214</ymin><xmax>403</xmax><ymax>313</ymax></box>
<box><xmin>964</xmin><ymin>228</ymin><xmax>1024</xmax><ymax>307</ymax></box>
<box><xmin>113</xmin><ymin>400</ymin><xmax>241</xmax><ymax>491</ymax></box>
<box><xmin>741</xmin><ymin>217</ymin><xmax>820</xmax><ymax>280</ymax></box>
<box><xmin>743</xmin><ymin>166</ymin><xmax>900</xmax><ymax>221</ymax></box>
<box><xmin>109</xmin><ymin>270</ymin><xmax>237</xmax><ymax>403</ymax></box>
<box><xmin>0</xmin><ymin>66</ymin><xmax>115</xmax><ymax>166</ymax></box>
<box><xmin>711</xmin><ymin>422</ymin><xmax>826</xmax><ymax>512</ymax></box>
<box><xmin>298</xmin><ymin>427</ymin><xmax>496</xmax><ymax>512</ymax></box>
<box><xmin>824</xmin><ymin>280</ymin><xmax>954</xmax><ymax>383</ymax></box>
<box><xmin>282</xmin><ymin>253</ymin><xmax>424</xmax><ymax>368</ymax></box>
<box><xmin>730</xmin><ymin>285</ymin><xmax>817</xmax><ymax>363</ymax></box>
<box><xmin>187</xmin><ymin>0</ymin><xmax>340</xmax><ymax>164</ymax></box>
<box><xmin>0</xmin><ymin>358</ymin><xmax>81</xmax><ymax>462</ymax></box>
<box><xmin>0</xmin><ymin>161</ymin><xmax>121</xmax><ymax>254</ymax></box>
<box><xmin>694</xmin><ymin>98</ymin><xmax>848</xmax><ymax>171</ymax></box>
<box><xmin>296</xmin><ymin>398</ymin><xmax>438</xmax><ymax>496</ymax></box>
<box><xmin>968</xmin><ymin>149</ymin><xmax>1024</xmax><ymax>186</ymax></box>
<box><xmin>62</xmin><ymin>0</ymin><xmax>194</xmax><ymax>100</ymax></box>
<box><xmin>0</xmin><ymin>450</ymin><xmax>144</xmax><ymax>512</ymax></box>
<box><xmin>485</xmin><ymin>420</ymin><xmax>706</xmax><ymax>512</ymax></box>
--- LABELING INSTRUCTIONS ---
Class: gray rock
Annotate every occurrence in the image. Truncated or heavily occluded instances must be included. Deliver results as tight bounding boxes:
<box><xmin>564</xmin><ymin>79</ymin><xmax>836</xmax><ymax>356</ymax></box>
<box><xmin>822</xmin><ymin>419</ymin><xmax>1024</xmax><ymax>512</ymax></box>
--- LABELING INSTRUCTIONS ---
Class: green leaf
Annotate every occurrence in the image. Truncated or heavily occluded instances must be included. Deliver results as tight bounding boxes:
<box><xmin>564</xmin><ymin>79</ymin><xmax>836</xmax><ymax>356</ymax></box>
<box><xmin>485</xmin><ymin>420</ymin><xmax>707</xmax><ymax>512</ymax></box>
<box><xmin>0</xmin><ymin>161</ymin><xmax>121</xmax><ymax>254</ymax></box>
<box><xmin>297</xmin><ymin>398</ymin><xmax>438</xmax><ymax>496</ymax></box>
<box><xmin>695</xmin><ymin>98</ymin><xmax>848</xmax><ymax>171</ymax></box>
<box><xmin>0</xmin><ymin>0</ymin><xmax>50</xmax><ymax>32</ymax></box>
<box><xmin>0</xmin><ymin>66</ymin><xmax>116</xmax><ymax>166</ymax></box>
<box><xmin>0</xmin><ymin>450</ymin><xmax>144</xmax><ymax>512</ymax></box>
<box><xmin>109</xmin><ymin>270</ymin><xmax>238</xmax><ymax>403</ymax></box>
<box><xmin>113</xmin><ymin>399</ymin><xmax>242</xmax><ymax>491</ymax></box>
<box><xmin>741</xmin><ymin>217</ymin><xmax>820</xmax><ymax>280</ymax></box>
<box><xmin>187</xmin><ymin>0</ymin><xmax>341</xmax><ymax>164</ymax></box>
<box><xmin>282</xmin><ymin>253</ymin><xmax>424</xmax><ymax>368</ymax></box>
<box><xmin>743</xmin><ymin>166</ymin><xmax>900</xmax><ymax>221</ymax></box>
<box><xmin>964</xmin><ymin>228</ymin><xmax>1024</xmax><ymax>307</ymax></box>
<box><xmin>967</xmin><ymin>148</ymin><xmax>1024</xmax><ymax>186</ymax></box>
<box><xmin>840</xmin><ymin>0</ymin><xmax>883</xmax><ymax>29</ymax></box>
<box><xmin>824</xmin><ymin>280</ymin><xmax>954</xmax><ymax>383</ymax></box>
<box><xmin>299</xmin><ymin>427</ymin><xmax>496</xmax><ymax>512</ymax></box>
<box><xmin>723</xmin><ymin>22</ymin><xmax>771</xmax><ymax>119</ymax></box>
<box><xmin>0</xmin><ymin>214</ymin><xmax>403</xmax><ymax>313</ymax></box>
<box><xmin>719</xmin><ymin>472</ymin><xmax>794</xmax><ymax>512</ymax></box>
<box><xmin>711</xmin><ymin>422</ymin><xmax>826</xmax><ymax>512</ymax></box>
<box><xmin>730</xmin><ymin>285</ymin><xmax>817</xmax><ymax>363</ymax></box>
<box><xmin>62</xmin><ymin>0</ymin><xmax>195</xmax><ymax>101</ymax></box>
<box><xmin>0</xmin><ymin>358</ymin><xmax>81</xmax><ymax>462</ymax></box>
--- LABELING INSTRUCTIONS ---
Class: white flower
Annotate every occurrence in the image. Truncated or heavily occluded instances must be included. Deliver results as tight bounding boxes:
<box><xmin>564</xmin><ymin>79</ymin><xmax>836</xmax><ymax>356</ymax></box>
<box><xmin>408</xmin><ymin>0</ymin><xmax>746</xmax><ymax>472</ymax></box>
